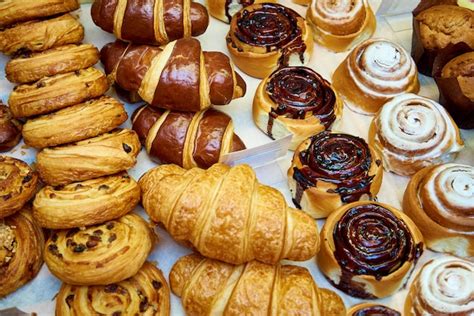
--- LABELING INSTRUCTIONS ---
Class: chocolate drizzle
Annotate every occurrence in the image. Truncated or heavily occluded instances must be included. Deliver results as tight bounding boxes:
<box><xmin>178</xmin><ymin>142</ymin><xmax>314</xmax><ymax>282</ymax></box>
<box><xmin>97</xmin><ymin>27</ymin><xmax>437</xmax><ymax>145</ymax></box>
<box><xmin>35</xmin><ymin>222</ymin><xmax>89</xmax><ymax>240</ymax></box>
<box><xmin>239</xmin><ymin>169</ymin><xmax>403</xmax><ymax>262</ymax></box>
<box><xmin>353</xmin><ymin>305</ymin><xmax>401</xmax><ymax>316</ymax></box>
<box><xmin>224</xmin><ymin>0</ymin><xmax>255</xmax><ymax>23</ymax></box>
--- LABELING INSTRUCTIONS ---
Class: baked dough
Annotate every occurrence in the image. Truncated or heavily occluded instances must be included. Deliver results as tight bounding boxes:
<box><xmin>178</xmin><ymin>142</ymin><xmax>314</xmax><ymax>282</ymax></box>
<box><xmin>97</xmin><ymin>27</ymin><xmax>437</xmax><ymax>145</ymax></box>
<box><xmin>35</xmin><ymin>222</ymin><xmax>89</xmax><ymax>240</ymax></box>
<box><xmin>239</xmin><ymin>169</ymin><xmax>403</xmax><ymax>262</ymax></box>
<box><xmin>0</xmin><ymin>103</ymin><xmax>22</xmax><ymax>152</ymax></box>
<box><xmin>348</xmin><ymin>303</ymin><xmax>400</xmax><ymax>316</ymax></box>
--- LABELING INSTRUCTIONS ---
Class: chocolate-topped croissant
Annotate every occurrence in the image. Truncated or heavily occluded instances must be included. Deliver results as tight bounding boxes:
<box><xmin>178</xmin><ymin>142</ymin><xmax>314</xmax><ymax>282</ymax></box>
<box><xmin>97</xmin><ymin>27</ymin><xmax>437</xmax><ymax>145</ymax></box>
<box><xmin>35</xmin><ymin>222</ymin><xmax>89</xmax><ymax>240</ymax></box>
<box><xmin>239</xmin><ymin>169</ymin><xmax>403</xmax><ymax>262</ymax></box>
<box><xmin>101</xmin><ymin>38</ymin><xmax>246</xmax><ymax>111</ymax></box>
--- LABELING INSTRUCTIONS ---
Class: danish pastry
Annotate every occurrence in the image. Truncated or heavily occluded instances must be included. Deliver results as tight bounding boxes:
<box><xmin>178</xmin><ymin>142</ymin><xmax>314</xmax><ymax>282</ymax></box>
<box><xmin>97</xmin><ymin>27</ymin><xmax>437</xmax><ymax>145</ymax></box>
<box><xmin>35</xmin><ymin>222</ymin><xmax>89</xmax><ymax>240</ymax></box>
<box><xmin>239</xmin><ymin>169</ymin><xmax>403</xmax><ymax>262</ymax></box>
<box><xmin>0</xmin><ymin>103</ymin><xmax>22</xmax><ymax>152</ymax></box>
<box><xmin>206</xmin><ymin>0</ymin><xmax>274</xmax><ymax>23</ymax></box>
<box><xmin>348</xmin><ymin>303</ymin><xmax>400</xmax><ymax>316</ymax></box>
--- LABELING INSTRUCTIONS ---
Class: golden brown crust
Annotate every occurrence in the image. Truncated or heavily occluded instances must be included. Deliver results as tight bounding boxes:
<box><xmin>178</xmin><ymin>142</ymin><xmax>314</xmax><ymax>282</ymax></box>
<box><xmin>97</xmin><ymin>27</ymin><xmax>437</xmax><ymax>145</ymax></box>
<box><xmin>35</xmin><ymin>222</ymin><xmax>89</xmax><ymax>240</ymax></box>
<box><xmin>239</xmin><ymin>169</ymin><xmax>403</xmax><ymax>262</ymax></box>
<box><xmin>0</xmin><ymin>103</ymin><xmax>22</xmax><ymax>152</ymax></box>
<box><xmin>22</xmin><ymin>96</ymin><xmax>128</xmax><ymax>149</ymax></box>
<box><xmin>347</xmin><ymin>303</ymin><xmax>401</xmax><ymax>315</ymax></box>
<box><xmin>441</xmin><ymin>51</ymin><xmax>474</xmax><ymax>100</ymax></box>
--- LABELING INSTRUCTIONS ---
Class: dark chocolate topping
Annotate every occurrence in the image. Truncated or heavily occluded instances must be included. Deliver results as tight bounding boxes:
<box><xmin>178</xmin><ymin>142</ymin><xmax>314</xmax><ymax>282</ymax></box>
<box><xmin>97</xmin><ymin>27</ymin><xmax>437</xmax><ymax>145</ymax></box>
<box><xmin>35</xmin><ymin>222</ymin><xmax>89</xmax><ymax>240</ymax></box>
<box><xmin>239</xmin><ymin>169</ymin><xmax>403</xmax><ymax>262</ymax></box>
<box><xmin>121</xmin><ymin>0</ymin><xmax>156</xmax><ymax>44</ymax></box>
<box><xmin>224</xmin><ymin>0</ymin><xmax>255</xmax><ymax>22</ymax></box>
<box><xmin>353</xmin><ymin>305</ymin><xmax>401</xmax><ymax>316</ymax></box>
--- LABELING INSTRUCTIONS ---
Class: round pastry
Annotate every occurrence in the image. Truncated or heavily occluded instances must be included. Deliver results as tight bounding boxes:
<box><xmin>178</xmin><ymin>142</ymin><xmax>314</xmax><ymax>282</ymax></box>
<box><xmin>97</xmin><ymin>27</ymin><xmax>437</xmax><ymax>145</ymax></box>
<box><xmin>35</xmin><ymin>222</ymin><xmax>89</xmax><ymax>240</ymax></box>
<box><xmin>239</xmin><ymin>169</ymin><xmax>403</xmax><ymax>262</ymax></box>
<box><xmin>226</xmin><ymin>3</ymin><xmax>313</xmax><ymax>78</ymax></box>
<box><xmin>369</xmin><ymin>94</ymin><xmax>464</xmax><ymax>176</ymax></box>
<box><xmin>317</xmin><ymin>201</ymin><xmax>424</xmax><ymax>299</ymax></box>
<box><xmin>207</xmin><ymin>0</ymin><xmax>275</xmax><ymax>23</ymax></box>
<box><xmin>22</xmin><ymin>96</ymin><xmax>128</xmax><ymax>149</ymax></box>
<box><xmin>253</xmin><ymin>66</ymin><xmax>343</xmax><ymax>150</ymax></box>
<box><xmin>44</xmin><ymin>213</ymin><xmax>155</xmax><ymax>285</ymax></box>
<box><xmin>332</xmin><ymin>38</ymin><xmax>420</xmax><ymax>114</ymax></box>
<box><xmin>36</xmin><ymin>129</ymin><xmax>141</xmax><ymax>186</ymax></box>
<box><xmin>0</xmin><ymin>156</ymin><xmax>38</xmax><ymax>219</ymax></box>
<box><xmin>55</xmin><ymin>262</ymin><xmax>170</xmax><ymax>316</ymax></box>
<box><xmin>288</xmin><ymin>132</ymin><xmax>383</xmax><ymax>219</ymax></box>
<box><xmin>348</xmin><ymin>303</ymin><xmax>400</xmax><ymax>316</ymax></box>
<box><xmin>403</xmin><ymin>164</ymin><xmax>473</xmax><ymax>257</ymax></box>
<box><xmin>0</xmin><ymin>103</ymin><xmax>22</xmax><ymax>152</ymax></box>
<box><xmin>0</xmin><ymin>208</ymin><xmax>45</xmax><ymax>297</ymax></box>
<box><xmin>405</xmin><ymin>256</ymin><xmax>474</xmax><ymax>316</ymax></box>
<box><xmin>33</xmin><ymin>172</ymin><xmax>140</xmax><ymax>229</ymax></box>
<box><xmin>306</xmin><ymin>0</ymin><xmax>376</xmax><ymax>52</ymax></box>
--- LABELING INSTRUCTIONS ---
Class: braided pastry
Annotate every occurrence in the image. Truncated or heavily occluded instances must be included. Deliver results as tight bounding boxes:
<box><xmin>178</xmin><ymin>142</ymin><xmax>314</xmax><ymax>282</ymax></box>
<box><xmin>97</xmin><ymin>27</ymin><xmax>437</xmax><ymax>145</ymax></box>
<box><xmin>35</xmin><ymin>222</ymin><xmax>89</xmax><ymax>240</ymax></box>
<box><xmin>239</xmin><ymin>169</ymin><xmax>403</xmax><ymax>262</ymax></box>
<box><xmin>140</xmin><ymin>163</ymin><xmax>319</xmax><ymax>265</ymax></box>
<box><xmin>348</xmin><ymin>303</ymin><xmax>400</xmax><ymax>316</ymax></box>
<box><xmin>170</xmin><ymin>253</ymin><xmax>346</xmax><ymax>315</ymax></box>
<box><xmin>206</xmin><ymin>0</ymin><xmax>273</xmax><ymax>23</ymax></box>
<box><xmin>101</xmin><ymin>39</ymin><xmax>246</xmax><ymax>111</ymax></box>
<box><xmin>369</xmin><ymin>94</ymin><xmax>464</xmax><ymax>176</ymax></box>
<box><xmin>0</xmin><ymin>103</ymin><xmax>22</xmax><ymax>152</ymax></box>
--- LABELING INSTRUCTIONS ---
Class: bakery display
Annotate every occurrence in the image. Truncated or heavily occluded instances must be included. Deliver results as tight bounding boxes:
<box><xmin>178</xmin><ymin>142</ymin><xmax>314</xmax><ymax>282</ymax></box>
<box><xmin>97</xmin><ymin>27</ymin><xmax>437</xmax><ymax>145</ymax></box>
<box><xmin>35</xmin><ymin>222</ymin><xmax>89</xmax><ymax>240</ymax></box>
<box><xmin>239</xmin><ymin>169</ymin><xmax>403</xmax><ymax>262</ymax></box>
<box><xmin>206</xmin><ymin>0</ymin><xmax>274</xmax><ymax>23</ymax></box>
<box><xmin>403</xmin><ymin>163</ymin><xmax>473</xmax><ymax>258</ymax></box>
<box><xmin>332</xmin><ymin>38</ymin><xmax>419</xmax><ymax>114</ymax></box>
<box><xmin>318</xmin><ymin>201</ymin><xmax>424</xmax><ymax>299</ymax></box>
<box><xmin>226</xmin><ymin>3</ymin><xmax>313</xmax><ymax>78</ymax></box>
<box><xmin>306</xmin><ymin>0</ymin><xmax>376</xmax><ymax>52</ymax></box>
<box><xmin>369</xmin><ymin>94</ymin><xmax>464</xmax><ymax>176</ymax></box>
<box><xmin>44</xmin><ymin>213</ymin><xmax>155</xmax><ymax>285</ymax></box>
<box><xmin>56</xmin><ymin>262</ymin><xmax>170</xmax><ymax>316</ymax></box>
<box><xmin>170</xmin><ymin>253</ymin><xmax>346</xmax><ymax>315</ymax></box>
<box><xmin>36</xmin><ymin>129</ymin><xmax>141</xmax><ymax>186</ymax></box>
<box><xmin>253</xmin><ymin>66</ymin><xmax>343</xmax><ymax>149</ymax></box>
<box><xmin>132</xmin><ymin>105</ymin><xmax>245</xmax><ymax>169</ymax></box>
<box><xmin>140</xmin><ymin>163</ymin><xmax>319</xmax><ymax>265</ymax></box>
<box><xmin>0</xmin><ymin>103</ymin><xmax>22</xmax><ymax>152</ymax></box>
<box><xmin>101</xmin><ymin>39</ymin><xmax>246</xmax><ymax>110</ymax></box>
<box><xmin>288</xmin><ymin>131</ymin><xmax>383</xmax><ymax>219</ymax></box>
<box><xmin>405</xmin><ymin>256</ymin><xmax>473</xmax><ymax>316</ymax></box>
<box><xmin>348</xmin><ymin>303</ymin><xmax>400</xmax><ymax>316</ymax></box>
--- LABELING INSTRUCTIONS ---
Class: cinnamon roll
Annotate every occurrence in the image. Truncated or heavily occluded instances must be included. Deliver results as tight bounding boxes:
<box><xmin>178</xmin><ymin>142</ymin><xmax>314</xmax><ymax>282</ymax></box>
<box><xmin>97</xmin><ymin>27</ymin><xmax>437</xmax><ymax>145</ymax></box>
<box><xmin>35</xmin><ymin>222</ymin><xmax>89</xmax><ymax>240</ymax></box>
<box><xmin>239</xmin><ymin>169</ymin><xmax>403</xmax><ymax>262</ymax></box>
<box><xmin>403</xmin><ymin>164</ymin><xmax>473</xmax><ymax>257</ymax></box>
<box><xmin>348</xmin><ymin>303</ymin><xmax>400</xmax><ymax>316</ymax></box>
<box><xmin>206</xmin><ymin>0</ymin><xmax>274</xmax><ymax>23</ymax></box>
<box><xmin>44</xmin><ymin>213</ymin><xmax>155</xmax><ymax>285</ymax></box>
<box><xmin>253</xmin><ymin>67</ymin><xmax>343</xmax><ymax>150</ymax></box>
<box><xmin>288</xmin><ymin>132</ymin><xmax>383</xmax><ymax>219</ymax></box>
<box><xmin>369</xmin><ymin>94</ymin><xmax>464</xmax><ymax>176</ymax></box>
<box><xmin>226</xmin><ymin>3</ymin><xmax>313</xmax><ymax>78</ymax></box>
<box><xmin>56</xmin><ymin>262</ymin><xmax>170</xmax><ymax>316</ymax></box>
<box><xmin>332</xmin><ymin>38</ymin><xmax>420</xmax><ymax>114</ymax></box>
<box><xmin>0</xmin><ymin>103</ymin><xmax>22</xmax><ymax>152</ymax></box>
<box><xmin>317</xmin><ymin>201</ymin><xmax>424</xmax><ymax>299</ymax></box>
<box><xmin>405</xmin><ymin>256</ymin><xmax>474</xmax><ymax>316</ymax></box>
<box><xmin>306</xmin><ymin>0</ymin><xmax>376</xmax><ymax>52</ymax></box>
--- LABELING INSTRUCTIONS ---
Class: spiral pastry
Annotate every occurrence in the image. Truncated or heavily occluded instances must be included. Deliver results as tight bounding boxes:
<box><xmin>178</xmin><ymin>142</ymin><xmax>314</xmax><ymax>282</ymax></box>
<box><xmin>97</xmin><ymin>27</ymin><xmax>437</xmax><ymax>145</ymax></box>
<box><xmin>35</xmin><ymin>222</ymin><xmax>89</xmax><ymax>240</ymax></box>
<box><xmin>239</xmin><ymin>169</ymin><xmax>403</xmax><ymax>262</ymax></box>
<box><xmin>306</xmin><ymin>0</ymin><xmax>376</xmax><ymax>52</ymax></box>
<box><xmin>226</xmin><ymin>3</ymin><xmax>313</xmax><ymax>78</ymax></box>
<box><xmin>348</xmin><ymin>303</ymin><xmax>400</xmax><ymax>316</ymax></box>
<box><xmin>403</xmin><ymin>164</ymin><xmax>473</xmax><ymax>257</ymax></box>
<box><xmin>56</xmin><ymin>262</ymin><xmax>170</xmax><ymax>316</ymax></box>
<box><xmin>44</xmin><ymin>213</ymin><xmax>155</xmax><ymax>285</ymax></box>
<box><xmin>317</xmin><ymin>201</ymin><xmax>424</xmax><ymax>299</ymax></box>
<box><xmin>207</xmin><ymin>0</ymin><xmax>274</xmax><ymax>23</ymax></box>
<box><xmin>253</xmin><ymin>67</ymin><xmax>343</xmax><ymax>150</ymax></box>
<box><xmin>332</xmin><ymin>38</ymin><xmax>420</xmax><ymax>114</ymax></box>
<box><xmin>369</xmin><ymin>94</ymin><xmax>464</xmax><ymax>176</ymax></box>
<box><xmin>405</xmin><ymin>256</ymin><xmax>474</xmax><ymax>316</ymax></box>
<box><xmin>0</xmin><ymin>103</ymin><xmax>22</xmax><ymax>152</ymax></box>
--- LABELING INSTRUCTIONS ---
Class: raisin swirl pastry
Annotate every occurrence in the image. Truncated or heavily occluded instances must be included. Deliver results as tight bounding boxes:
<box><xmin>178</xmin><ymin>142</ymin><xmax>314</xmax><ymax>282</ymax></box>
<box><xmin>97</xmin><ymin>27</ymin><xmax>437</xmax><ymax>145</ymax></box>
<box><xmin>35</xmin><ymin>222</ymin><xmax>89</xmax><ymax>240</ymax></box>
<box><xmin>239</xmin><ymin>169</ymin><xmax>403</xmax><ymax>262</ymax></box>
<box><xmin>288</xmin><ymin>132</ymin><xmax>383</xmax><ymax>219</ymax></box>
<box><xmin>226</xmin><ymin>3</ymin><xmax>313</xmax><ymax>79</ymax></box>
<box><xmin>369</xmin><ymin>94</ymin><xmax>464</xmax><ymax>176</ymax></box>
<box><xmin>44</xmin><ymin>213</ymin><xmax>155</xmax><ymax>285</ymax></box>
<box><xmin>0</xmin><ymin>103</ymin><xmax>22</xmax><ymax>152</ymax></box>
<box><xmin>403</xmin><ymin>164</ymin><xmax>473</xmax><ymax>257</ymax></box>
<box><xmin>253</xmin><ymin>67</ymin><xmax>343</xmax><ymax>150</ymax></box>
<box><xmin>306</xmin><ymin>0</ymin><xmax>376</xmax><ymax>52</ymax></box>
<box><xmin>405</xmin><ymin>256</ymin><xmax>474</xmax><ymax>316</ymax></box>
<box><xmin>56</xmin><ymin>262</ymin><xmax>170</xmax><ymax>316</ymax></box>
<box><xmin>348</xmin><ymin>303</ymin><xmax>400</xmax><ymax>316</ymax></box>
<box><xmin>0</xmin><ymin>156</ymin><xmax>38</xmax><ymax>219</ymax></box>
<box><xmin>318</xmin><ymin>201</ymin><xmax>424</xmax><ymax>299</ymax></box>
<box><xmin>206</xmin><ymin>0</ymin><xmax>274</xmax><ymax>23</ymax></box>
<box><xmin>332</xmin><ymin>38</ymin><xmax>420</xmax><ymax>114</ymax></box>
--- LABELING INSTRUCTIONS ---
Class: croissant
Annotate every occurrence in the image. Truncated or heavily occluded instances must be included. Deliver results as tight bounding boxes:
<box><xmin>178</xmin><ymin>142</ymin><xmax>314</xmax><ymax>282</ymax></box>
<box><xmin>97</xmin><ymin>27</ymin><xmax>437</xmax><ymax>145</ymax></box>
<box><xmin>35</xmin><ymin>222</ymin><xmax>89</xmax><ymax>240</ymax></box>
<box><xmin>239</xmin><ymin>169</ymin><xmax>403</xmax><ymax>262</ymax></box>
<box><xmin>0</xmin><ymin>103</ymin><xmax>22</xmax><ymax>152</ymax></box>
<box><xmin>170</xmin><ymin>253</ymin><xmax>346</xmax><ymax>315</ymax></box>
<box><xmin>91</xmin><ymin>0</ymin><xmax>209</xmax><ymax>45</ymax></box>
<box><xmin>101</xmin><ymin>38</ymin><xmax>246</xmax><ymax>111</ymax></box>
<box><xmin>132</xmin><ymin>105</ymin><xmax>245</xmax><ymax>169</ymax></box>
<box><xmin>140</xmin><ymin>163</ymin><xmax>319</xmax><ymax>265</ymax></box>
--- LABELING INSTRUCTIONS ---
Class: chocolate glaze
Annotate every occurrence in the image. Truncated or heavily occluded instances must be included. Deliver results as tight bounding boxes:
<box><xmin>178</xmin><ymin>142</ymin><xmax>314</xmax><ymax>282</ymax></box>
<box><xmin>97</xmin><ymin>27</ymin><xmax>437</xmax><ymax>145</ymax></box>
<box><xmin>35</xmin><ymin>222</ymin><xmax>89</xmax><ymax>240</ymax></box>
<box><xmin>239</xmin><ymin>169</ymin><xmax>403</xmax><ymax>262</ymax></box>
<box><xmin>352</xmin><ymin>305</ymin><xmax>401</xmax><ymax>316</ymax></box>
<box><xmin>224</xmin><ymin>0</ymin><xmax>255</xmax><ymax>22</ymax></box>
<box><xmin>91</xmin><ymin>0</ymin><xmax>119</xmax><ymax>33</ymax></box>
<box><xmin>190</xmin><ymin>3</ymin><xmax>210</xmax><ymax>36</ymax></box>
<box><xmin>164</xmin><ymin>0</ymin><xmax>185</xmax><ymax>41</ymax></box>
<box><xmin>131</xmin><ymin>105</ymin><xmax>165</xmax><ymax>144</ymax></box>
<box><xmin>122</xmin><ymin>0</ymin><xmax>156</xmax><ymax>44</ymax></box>
<box><xmin>232</xmin><ymin>134</ymin><xmax>246</xmax><ymax>151</ymax></box>
<box><xmin>204</xmin><ymin>52</ymin><xmax>235</xmax><ymax>105</ymax></box>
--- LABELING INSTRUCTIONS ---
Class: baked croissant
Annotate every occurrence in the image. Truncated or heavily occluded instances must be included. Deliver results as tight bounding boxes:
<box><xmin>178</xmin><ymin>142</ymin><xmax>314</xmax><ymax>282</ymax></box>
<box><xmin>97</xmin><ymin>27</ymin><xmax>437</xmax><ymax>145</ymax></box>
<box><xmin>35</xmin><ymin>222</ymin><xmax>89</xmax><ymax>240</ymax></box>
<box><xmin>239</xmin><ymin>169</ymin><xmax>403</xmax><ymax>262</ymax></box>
<box><xmin>0</xmin><ymin>103</ymin><xmax>22</xmax><ymax>152</ymax></box>
<box><xmin>140</xmin><ymin>163</ymin><xmax>319</xmax><ymax>265</ymax></box>
<box><xmin>91</xmin><ymin>0</ymin><xmax>209</xmax><ymax>45</ymax></box>
<box><xmin>101</xmin><ymin>38</ymin><xmax>246</xmax><ymax>111</ymax></box>
<box><xmin>170</xmin><ymin>253</ymin><xmax>346</xmax><ymax>315</ymax></box>
<box><xmin>132</xmin><ymin>105</ymin><xmax>245</xmax><ymax>169</ymax></box>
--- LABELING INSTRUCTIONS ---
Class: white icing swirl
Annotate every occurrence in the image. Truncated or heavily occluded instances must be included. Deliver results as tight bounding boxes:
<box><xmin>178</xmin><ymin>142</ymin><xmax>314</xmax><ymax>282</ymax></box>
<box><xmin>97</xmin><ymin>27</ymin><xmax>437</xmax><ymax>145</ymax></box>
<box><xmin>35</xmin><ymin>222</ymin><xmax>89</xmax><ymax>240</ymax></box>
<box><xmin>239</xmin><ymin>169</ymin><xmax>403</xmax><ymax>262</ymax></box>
<box><xmin>310</xmin><ymin>0</ymin><xmax>367</xmax><ymax>35</ymax></box>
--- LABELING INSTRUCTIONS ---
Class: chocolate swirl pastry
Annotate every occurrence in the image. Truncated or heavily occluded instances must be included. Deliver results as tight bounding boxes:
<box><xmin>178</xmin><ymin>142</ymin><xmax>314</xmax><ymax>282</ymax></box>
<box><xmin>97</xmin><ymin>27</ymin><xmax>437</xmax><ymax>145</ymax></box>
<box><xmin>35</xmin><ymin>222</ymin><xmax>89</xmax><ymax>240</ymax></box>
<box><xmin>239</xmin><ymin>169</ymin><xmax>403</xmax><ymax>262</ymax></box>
<box><xmin>348</xmin><ymin>303</ymin><xmax>400</xmax><ymax>316</ymax></box>
<box><xmin>253</xmin><ymin>67</ymin><xmax>343</xmax><ymax>150</ymax></box>
<box><xmin>207</xmin><ymin>0</ymin><xmax>274</xmax><ymax>23</ymax></box>
<box><xmin>0</xmin><ymin>103</ymin><xmax>22</xmax><ymax>152</ymax></box>
<box><xmin>288</xmin><ymin>132</ymin><xmax>383</xmax><ymax>219</ymax></box>
<box><xmin>318</xmin><ymin>201</ymin><xmax>424</xmax><ymax>299</ymax></box>
<box><xmin>56</xmin><ymin>262</ymin><xmax>170</xmax><ymax>316</ymax></box>
<box><xmin>226</xmin><ymin>3</ymin><xmax>313</xmax><ymax>78</ymax></box>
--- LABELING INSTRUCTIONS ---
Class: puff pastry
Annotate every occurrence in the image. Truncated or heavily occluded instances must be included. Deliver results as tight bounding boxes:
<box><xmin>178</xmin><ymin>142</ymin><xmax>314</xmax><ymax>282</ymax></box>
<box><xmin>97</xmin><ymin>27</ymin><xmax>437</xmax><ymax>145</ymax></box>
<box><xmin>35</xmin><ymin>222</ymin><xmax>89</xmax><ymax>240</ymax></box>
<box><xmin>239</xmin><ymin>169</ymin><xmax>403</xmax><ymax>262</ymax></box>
<box><xmin>9</xmin><ymin>67</ymin><xmax>109</xmax><ymax>118</ymax></box>
<box><xmin>56</xmin><ymin>261</ymin><xmax>170</xmax><ymax>316</ymax></box>
<box><xmin>170</xmin><ymin>253</ymin><xmax>346</xmax><ymax>316</ymax></box>
<box><xmin>206</xmin><ymin>0</ymin><xmax>274</xmax><ymax>23</ymax></box>
<box><xmin>0</xmin><ymin>208</ymin><xmax>44</xmax><ymax>297</ymax></box>
<box><xmin>348</xmin><ymin>303</ymin><xmax>400</xmax><ymax>316</ymax></box>
<box><xmin>37</xmin><ymin>129</ymin><xmax>141</xmax><ymax>186</ymax></box>
<box><xmin>318</xmin><ymin>201</ymin><xmax>424</xmax><ymax>299</ymax></box>
<box><xmin>44</xmin><ymin>213</ymin><xmax>155</xmax><ymax>285</ymax></box>
<box><xmin>140</xmin><ymin>163</ymin><xmax>319</xmax><ymax>265</ymax></box>
<box><xmin>6</xmin><ymin>44</ymin><xmax>99</xmax><ymax>84</ymax></box>
<box><xmin>0</xmin><ymin>14</ymin><xmax>84</xmax><ymax>56</ymax></box>
<box><xmin>23</xmin><ymin>96</ymin><xmax>128</xmax><ymax>149</ymax></box>
<box><xmin>0</xmin><ymin>156</ymin><xmax>38</xmax><ymax>219</ymax></box>
<box><xmin>288</xmin><ymin>132</ymin><xmax>383</xmax><ymax>219</ymax></box>
<box><xmin>0</xmin><ymin>103</ymin><xmax>22</xmax><ymax>152</ymax></box>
